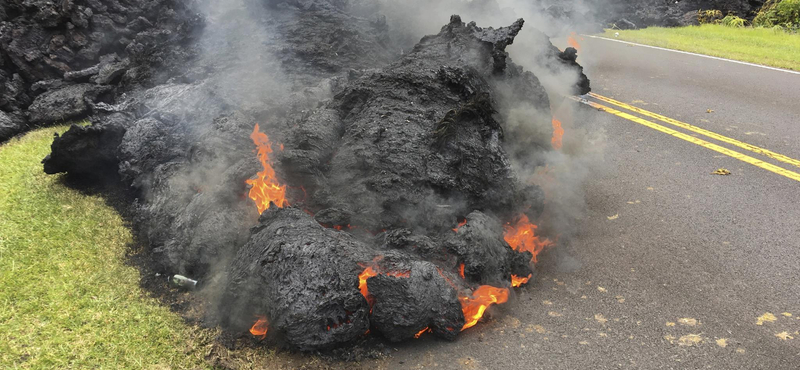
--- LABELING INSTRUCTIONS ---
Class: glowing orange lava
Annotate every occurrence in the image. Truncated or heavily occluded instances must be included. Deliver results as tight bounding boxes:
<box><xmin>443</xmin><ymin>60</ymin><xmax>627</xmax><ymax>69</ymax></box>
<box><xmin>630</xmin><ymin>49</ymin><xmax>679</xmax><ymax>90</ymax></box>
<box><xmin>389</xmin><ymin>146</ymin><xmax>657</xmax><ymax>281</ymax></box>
<box><xmin>452</xmin><ymin>219</ymin><xmax>467</xmax><ymax>232</ymax></box>
<box><xmin>250</xmin><ymin>315</ymin><xmax>269</xmax><ymax>339</ymax></box>
<box><xmin>504</xmin><ymin>214</ymin><xmax>553</xmax><ymax>263</ymax></box>
<box><xmin>245</xmin><ymin>124</ymin><xmax>289</xmax><ymax>214</ymax></box>
<box><xmin>511</xmin><ymin>274</ymin><xmax>532</xmax><ymax>287</ymax></box>
<box><xmin>414</xmin><ymin>327</ymin><xmax>430</xmax><ymax>338</ymax></box>
<box><xmin>385</xmin><ymin>271</ymin><xmax>411</xmax><ymax>278</ymax></box>
<box><xmin>358</xmin><ymin>266</ymin><xmax>378</xmax><ymax>305</ymax></box>
<box><xmin>459</xmin><ymin>285</ymin><xmax>510</xmax><ymax>330</ymax></box>
<box><xmin>551</xmin><ymin>117</ymin><xmax>564</xmax><ymax>150</ymax></box>
<box><xmin>567</xmin><ymin>32</ymin><xmax>582</xmax><ymax>51</ymax></box>
<box><xmin>459</xmin><ymin>263</ymin><xmax>466</xmax><ymax>279</ymax></box>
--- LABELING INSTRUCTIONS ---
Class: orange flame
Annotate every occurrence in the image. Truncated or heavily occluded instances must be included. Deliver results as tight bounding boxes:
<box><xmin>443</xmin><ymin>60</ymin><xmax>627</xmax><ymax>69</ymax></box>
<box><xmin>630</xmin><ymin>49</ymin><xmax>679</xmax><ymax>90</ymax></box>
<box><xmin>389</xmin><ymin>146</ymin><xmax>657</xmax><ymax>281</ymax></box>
<box><xmin>511</xmin><ymin>274</ymin><xmax>532</xmax><ymax>287</ymax></box>
<box><xmin>245</xmin><ymin>124</ymin><xmax>289</xmax><ymax>214</ymax></box>
<box><xmin>459</xmin><ymin>285</ymin><xmax>510</xmax><ymax>330</ymax></box>
<box><xmin>358</xmin><ymin>266</ymin><xmax>378</xmax><ymax>305</ymax></box>
<box><xmin>250</xmin><ymin>315</ymin><xmax>269</xmax><ymax>339</ymax></box>
<box><xmin>567</xmin><ymin>32</ymin><xmax>582</xmax><ymax>51</ymax></box>
<box><xmin>504</xmin><ymin>214</ymin><xmax>553</xmax><ymax>263</ymax></box>
<box><xmin>551</xmin><ymin>118</ymin><xmax>564</xmax><ymax>150</ymax></box>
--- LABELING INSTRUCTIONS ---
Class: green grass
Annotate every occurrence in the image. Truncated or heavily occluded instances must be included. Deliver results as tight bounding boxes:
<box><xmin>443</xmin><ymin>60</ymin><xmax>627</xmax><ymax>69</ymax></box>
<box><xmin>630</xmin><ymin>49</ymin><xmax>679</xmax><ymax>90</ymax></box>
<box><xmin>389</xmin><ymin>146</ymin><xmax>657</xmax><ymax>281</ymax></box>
<box><xmin>0</xmin><ymin>126</ymin><xmax>212</xmax><ymax>369</ymax></box>
<box><xmin>603</xmin><ymin>24</ymin><xmax>800</xmax><ymax>71</ymax></box>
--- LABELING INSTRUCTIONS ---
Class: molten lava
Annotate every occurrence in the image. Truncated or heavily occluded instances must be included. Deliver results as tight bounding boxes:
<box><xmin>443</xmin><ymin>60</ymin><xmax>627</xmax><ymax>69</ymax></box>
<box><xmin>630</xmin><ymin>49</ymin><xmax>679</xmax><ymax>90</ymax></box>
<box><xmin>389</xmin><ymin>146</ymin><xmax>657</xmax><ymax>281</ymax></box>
<box><xmin>358</xmin><ymin>266</ymin><xmax>378</xmax><ymax>305</ymax></box>
<box><xmin>245</xmin><ymin>124</ymin><xmax>289</xmax><ymax>214</ymax></box>
<box><xmin>414</xmin><ymin>327</ymin><xmax>430</xmax><ymax>338</ymax></box>
<box><xmin>385</xmin><ymin>270</ymin><xmax>411</xmax><ymax>278</ymax></box>
<box><xmin>567</xmin><ymin>32</ymin><xmax>582</xmax><ymax>51</ymax></box>
<box><xmin>452</xmin><ymin>219</ymin><xmax>467</xmax><ymax>232</ymax></box>
<box><xmin>458</xmin><ymin>263</ymin><xmax>466</xmax><ymax>279</ymax></box>
<box><xmin>511</xmin><ymin>274</ymin><xmax>532</xmax><ymax>288</ymax></box>
<box><xmin>250</xmin><ymin>315</ymin><xmax>269</xmax><ymax>339</ymax></box>
<box><xmin>551</xmin><ymin>118</ymin><xmax>564</xmax><ymax>150</ymax></box>
<box><xmin>459</xmin><ymin>285</ymin><xmax>510</xmax><ymax>330</ymax></box>
<box><xmin>504</xmin><ymin>214</ymin><xmax>553</xmax><ymax>263</ymax></box>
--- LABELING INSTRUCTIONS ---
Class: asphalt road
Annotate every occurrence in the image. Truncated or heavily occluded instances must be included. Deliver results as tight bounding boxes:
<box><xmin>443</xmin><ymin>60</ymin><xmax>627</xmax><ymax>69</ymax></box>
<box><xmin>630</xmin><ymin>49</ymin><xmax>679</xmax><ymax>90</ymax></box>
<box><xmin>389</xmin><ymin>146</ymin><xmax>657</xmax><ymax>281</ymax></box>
<box><xmin>356</xmin><ymin>36</ymin><xmax>800</xmax><ymax>369</ymax></box>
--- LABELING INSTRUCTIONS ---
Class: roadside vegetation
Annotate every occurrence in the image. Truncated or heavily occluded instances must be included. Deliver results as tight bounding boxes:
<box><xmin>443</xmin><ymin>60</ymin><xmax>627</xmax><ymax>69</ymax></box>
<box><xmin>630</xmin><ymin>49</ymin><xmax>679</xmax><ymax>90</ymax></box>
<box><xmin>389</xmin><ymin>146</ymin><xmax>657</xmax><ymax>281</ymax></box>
<box><xmin>0</xmin><ymin>126</ymin><xmax>357</xmax><ymax>369</ymax></box>
<box><xmin>604</xmin><ymin>0</ymin><xmax>800</xmax><ymax>71</ymax></box>
<box><xmin>604</xmin><ymin>24</ymin><xmax>800</xmax><ymax>71</ymax></box>
<box><xmin>753</xmin><ymin>0</ymin><xmax>800</xmax><ymax>29</ymax></box>
<box><xmin>0</xmin><ymin>126</ymin><xmax>220</xmax><ymax>369</ymax></box>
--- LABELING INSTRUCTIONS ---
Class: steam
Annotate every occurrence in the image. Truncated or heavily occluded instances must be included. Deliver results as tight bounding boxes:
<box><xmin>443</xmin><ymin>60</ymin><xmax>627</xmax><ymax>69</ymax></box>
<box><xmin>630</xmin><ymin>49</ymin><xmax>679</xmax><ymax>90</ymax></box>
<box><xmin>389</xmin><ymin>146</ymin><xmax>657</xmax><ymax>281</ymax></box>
<box><xmin>142</xmin><ymin>0</ymin><xmax>605</xmax><ymax>303</ymax></box>
<box><xmin>363</xmin><ymin>0</ymin><xmax>606</xmax><ymax>242</ymax></box>
<box><xmin>194</xmin><ymin>0</ymin><xmax>294</xmax><ymax>116</ymax></box>
<box><xmin>187</xmin><ymin>0</ymin><xmax>605</xmax><ymax>253</ymax></box>
<box><xmin>364</xmin><ymin>0</ymin><xmax>602</xmax><ymax>46</ymax></box>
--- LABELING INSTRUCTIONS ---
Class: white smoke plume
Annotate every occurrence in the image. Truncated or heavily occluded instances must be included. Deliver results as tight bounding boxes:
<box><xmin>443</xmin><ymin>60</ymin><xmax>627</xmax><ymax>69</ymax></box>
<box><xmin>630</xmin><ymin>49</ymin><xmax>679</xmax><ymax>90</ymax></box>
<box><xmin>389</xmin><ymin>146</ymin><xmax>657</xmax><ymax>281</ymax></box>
<box><xmin>367</xmin><ymin>0</ymin><xmax>608</xmax><ymax>242</ymax></box>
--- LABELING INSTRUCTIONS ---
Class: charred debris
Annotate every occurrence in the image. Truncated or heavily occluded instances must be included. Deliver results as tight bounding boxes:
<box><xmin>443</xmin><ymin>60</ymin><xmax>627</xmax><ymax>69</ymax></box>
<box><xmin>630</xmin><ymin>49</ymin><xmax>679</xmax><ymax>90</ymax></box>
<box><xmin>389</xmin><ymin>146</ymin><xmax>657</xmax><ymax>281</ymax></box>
<box><xmin>17</xmin><ymin>0</ymin><xmax>591</xmax><ymax>351</ymax></box>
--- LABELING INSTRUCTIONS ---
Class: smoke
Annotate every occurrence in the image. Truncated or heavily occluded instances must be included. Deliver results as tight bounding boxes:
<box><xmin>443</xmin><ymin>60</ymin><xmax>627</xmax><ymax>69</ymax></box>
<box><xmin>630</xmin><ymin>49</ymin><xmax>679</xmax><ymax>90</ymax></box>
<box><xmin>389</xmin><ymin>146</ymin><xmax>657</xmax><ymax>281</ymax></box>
<box><xmin>535</xmin><ymin>103</ymin><xmax>607</xmax><ymax>240</ymax></box>
<box><xmin>196</xmin><ymin>1</ymin><xmax>288</xmax><ymax>109</ymax></box>
<box><xmin>136</xmin><ymin>0</ymin><xmax>605</xmax><ymax>296</ymax></box>
<box><xmin>128</xmin><ymin>0</ymin><xmax>297</xmax><ymax>286</ymax></box>
<box><xmin>363</xmin><ymin>0</ymin><xmax>607</xmax><ymax>242</ymax></box>
<box><xmin>187</xmin><ymin>0</ymin><xmax>606</xmax><ymax>255</ymax></box>
<box><xmin>362</xmin><ymin>0</ymin><xmax>603</xmax><ymax>45</ymax></box>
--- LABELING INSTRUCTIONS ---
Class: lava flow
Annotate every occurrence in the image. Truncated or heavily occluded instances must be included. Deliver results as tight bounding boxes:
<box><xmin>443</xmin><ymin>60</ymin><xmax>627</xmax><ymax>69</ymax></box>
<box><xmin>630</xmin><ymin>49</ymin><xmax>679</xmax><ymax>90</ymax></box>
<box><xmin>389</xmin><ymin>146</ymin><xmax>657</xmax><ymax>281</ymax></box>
<box><xmin>459</xmin><ymin>285</ymin><xmax>510</xmax><ymax>330</ymax></box>
<box><xmin>504</xmin><ymin>214</ymin><xmax>553</xmax><ymax>263</ymax></box>
<box><xmin>250</xmin><ymin>315</ymin><xmax>269</xmax><ymax>339</ymax></box>
<box><xmin>245</xmin><ymin>124</ymin><xmax>289</xmax><ymax>214</ymax></box>
<box><xmin>551</xmin><ymin>117</ymin><xmax>564</xmax><ymax>150</ymax></box>
<box><xmin>511</xmin><ymin>274</ymin><xmax>532</xmax><ymax>287</ymax></box>
<box><xmin>358</xmin><ymin>266</ymin><xmax>378</xmax><ymax>307</ymax></box>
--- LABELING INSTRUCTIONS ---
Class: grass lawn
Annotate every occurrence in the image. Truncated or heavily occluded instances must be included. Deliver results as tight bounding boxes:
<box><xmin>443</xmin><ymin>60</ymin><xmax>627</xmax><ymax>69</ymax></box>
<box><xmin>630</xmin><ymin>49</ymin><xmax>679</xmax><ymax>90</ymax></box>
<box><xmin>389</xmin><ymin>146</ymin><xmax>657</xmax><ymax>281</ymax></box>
<box><xmin>602</xmin><ymin>24</ymin><xmax>800</xmax><ymax>71</ymax></box>
<box><xmin>0</xmin><ymin>126</ymin><xmax>214</xmax><ymax>369</ymax></box>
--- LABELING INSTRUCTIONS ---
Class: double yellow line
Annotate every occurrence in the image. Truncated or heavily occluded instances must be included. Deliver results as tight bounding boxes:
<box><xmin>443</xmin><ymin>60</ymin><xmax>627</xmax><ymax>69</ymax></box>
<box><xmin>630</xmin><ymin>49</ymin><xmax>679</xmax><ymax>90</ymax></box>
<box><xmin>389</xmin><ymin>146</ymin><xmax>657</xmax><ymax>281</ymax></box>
<box><xmin>577</xmin><ymin>93</ymin><xmax>800</xmax><ymax>182</ymax></box>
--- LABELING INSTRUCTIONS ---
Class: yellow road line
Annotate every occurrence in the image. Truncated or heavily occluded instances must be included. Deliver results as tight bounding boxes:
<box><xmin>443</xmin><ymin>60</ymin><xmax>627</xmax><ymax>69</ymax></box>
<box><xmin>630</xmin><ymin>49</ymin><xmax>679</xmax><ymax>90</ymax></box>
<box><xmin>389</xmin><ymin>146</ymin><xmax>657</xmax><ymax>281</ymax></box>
<box><xmin>577</xmin><ymin>98</ymin><xmax>800</xmax><ymax>182</ymax></box>
<box><xmin>589</xmin><ymin>92</ymin><xmax>800</xmax><ymax>169</ymax></box>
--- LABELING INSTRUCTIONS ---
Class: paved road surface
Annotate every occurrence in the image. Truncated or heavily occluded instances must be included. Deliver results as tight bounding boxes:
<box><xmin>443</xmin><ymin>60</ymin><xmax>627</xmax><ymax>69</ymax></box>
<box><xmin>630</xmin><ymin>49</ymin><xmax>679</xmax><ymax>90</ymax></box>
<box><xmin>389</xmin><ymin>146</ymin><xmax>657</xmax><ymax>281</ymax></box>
<box><xmin>361</xmin><ymin>36</ymin><xmax>800</xmax><ymax>369</ymax></box>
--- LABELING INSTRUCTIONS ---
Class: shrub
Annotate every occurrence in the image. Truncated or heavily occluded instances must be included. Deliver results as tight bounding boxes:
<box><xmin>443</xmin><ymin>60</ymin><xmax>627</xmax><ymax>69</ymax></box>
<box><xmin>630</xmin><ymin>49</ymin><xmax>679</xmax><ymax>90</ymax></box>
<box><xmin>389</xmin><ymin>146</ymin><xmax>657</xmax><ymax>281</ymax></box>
<box><xmin>754</xmin><ymin>0</ymin><xmax>800</xmax><ymax>29</ymax></box>
<box><xmin>698</xmin><ymin>9</ymin><xmax>724</xmax><ymax>24</ymax></box>
<box><xmin>721</xmin><ymin>15</ymin><xmax>747</xmax><ymax>27</ymax></box>
<box><xmin>776</xmin><ymin>0</ymin><xmax>800</xmax><ymax>26</ymax></box>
